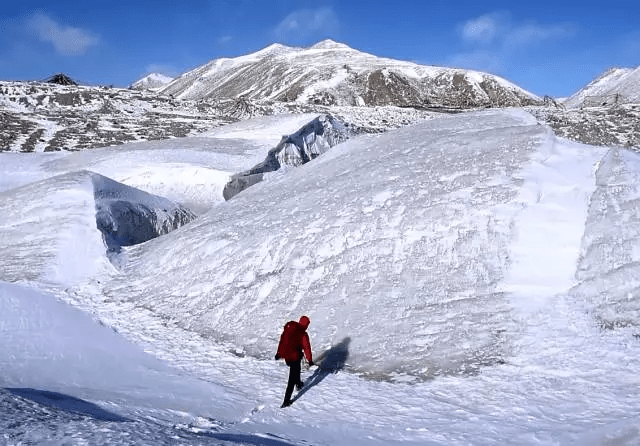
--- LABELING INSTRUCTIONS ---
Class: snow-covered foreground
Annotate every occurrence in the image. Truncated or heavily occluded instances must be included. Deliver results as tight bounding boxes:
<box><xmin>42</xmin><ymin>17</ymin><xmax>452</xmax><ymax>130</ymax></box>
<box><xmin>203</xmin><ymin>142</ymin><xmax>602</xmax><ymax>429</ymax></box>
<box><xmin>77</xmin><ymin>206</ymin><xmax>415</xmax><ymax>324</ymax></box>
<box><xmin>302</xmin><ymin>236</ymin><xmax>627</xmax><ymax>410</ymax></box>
<box><xmin>2</xmin><ymin>109</ymin><xmax>640</xmax><ymax>445</ymax></box>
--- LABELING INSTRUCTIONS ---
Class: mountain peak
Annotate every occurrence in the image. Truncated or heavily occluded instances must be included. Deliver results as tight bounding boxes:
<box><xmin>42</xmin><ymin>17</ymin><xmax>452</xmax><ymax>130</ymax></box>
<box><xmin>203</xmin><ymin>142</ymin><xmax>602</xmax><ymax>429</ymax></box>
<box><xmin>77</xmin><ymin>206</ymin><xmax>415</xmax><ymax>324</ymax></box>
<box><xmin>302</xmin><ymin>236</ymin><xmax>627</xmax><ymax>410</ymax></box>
<box><xmin>252</xmin><ymin>42</ymin><xmax>292</xmax><ymax>57</ymax></box>
<box><xmin>130</xmin><ymin>73</ymin><xmax>174</xmax><ymax>90</ymax></box>
<box><xmin>309</xmin><ymin>39</ymin><xmax>352</xmax><ymax>50</ymax></box>
<box><xmin>160</xmin><ymin>39</ymin><xmax>539</xmax><ymax>107</ymax></box>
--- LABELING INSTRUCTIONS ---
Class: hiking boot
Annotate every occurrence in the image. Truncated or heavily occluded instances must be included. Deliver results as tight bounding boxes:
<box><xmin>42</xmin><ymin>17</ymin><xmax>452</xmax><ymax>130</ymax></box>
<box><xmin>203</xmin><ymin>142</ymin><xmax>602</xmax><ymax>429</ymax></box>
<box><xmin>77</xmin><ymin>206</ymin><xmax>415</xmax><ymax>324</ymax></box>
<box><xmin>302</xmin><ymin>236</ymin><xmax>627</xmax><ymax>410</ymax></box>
<box><xmin>281</xmin><ymin>399</ymin><xmax>292</xmax><ymax>408</ymax></box>
<box><xmin>296</xmin><ymin>381</ymin><xmax>304</xmax><ymax>391</ymax></box>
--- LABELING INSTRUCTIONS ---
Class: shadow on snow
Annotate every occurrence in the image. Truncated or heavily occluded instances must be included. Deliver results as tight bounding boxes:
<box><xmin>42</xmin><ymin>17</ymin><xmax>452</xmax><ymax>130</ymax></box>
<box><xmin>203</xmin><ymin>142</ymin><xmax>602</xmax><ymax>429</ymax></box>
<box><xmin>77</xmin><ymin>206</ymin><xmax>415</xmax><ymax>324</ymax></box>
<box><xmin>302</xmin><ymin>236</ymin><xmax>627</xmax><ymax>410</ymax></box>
<box><xmin>195</xmin><ymin>432</ymin><xmax>297</xmax><ymax>445</ymax></box>
<box><xmin>292</xmin><ymin>337</ymin><xmax>351</xmax><ymax>405</ymax></box>
<box><xmin>5</xmin><ymin>388</ymin><xmax>130</xmax><ymax>422</ymax></box>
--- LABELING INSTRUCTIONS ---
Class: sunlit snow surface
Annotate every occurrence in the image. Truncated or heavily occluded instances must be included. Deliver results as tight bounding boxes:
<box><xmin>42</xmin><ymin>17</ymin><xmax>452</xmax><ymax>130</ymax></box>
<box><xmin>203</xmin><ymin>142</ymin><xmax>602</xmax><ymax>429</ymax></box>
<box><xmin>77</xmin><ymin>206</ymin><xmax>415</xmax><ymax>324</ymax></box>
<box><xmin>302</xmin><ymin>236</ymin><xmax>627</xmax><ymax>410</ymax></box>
<box><xmin>2</xmin><ymin>109</ymin><xmax>640</xmax><ymax>445</ymax></box>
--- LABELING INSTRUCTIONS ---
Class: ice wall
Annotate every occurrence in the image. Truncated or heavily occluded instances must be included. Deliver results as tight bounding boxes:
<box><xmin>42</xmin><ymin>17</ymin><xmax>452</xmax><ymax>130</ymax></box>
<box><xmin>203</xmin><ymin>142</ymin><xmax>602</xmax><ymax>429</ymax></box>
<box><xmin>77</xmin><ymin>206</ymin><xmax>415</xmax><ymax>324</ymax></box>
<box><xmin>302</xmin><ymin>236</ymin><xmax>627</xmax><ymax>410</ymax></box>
<box><xmin>571</xmin><ymin>148</ymin><xmax>640</xmax><ymax>330</ymax></box>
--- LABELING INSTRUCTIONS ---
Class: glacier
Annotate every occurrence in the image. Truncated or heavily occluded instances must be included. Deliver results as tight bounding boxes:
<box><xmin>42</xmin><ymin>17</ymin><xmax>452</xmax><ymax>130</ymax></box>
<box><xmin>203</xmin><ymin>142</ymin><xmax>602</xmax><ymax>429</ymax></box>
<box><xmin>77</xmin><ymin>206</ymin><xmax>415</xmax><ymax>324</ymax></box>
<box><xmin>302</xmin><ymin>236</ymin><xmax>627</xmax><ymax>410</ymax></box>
<box><xmin>1</xmin><ymin>108</ymin><xmax>640</xmax><ymax>445</ymax></box>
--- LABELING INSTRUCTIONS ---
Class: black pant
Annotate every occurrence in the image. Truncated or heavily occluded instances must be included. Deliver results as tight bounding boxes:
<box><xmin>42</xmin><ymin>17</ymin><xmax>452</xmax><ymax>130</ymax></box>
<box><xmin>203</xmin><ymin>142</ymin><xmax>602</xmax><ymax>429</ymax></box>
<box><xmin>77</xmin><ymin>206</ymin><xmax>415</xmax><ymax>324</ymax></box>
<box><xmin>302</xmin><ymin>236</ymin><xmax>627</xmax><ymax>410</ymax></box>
<box><xmin>283</xmin><ymin>359</ymin><xmax>302</xmax><ymax>404</ymax></box>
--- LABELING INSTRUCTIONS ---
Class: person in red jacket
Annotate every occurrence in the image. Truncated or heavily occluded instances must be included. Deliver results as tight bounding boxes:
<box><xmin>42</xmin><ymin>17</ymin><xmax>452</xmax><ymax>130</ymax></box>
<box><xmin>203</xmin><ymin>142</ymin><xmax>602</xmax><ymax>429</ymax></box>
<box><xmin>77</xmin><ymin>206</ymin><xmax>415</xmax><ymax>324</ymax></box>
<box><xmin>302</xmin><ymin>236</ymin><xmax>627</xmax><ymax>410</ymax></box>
<box><xmin>275</xmin><ymin>315</ymin><xmax>314</xmax><ymax>407</ymax></box>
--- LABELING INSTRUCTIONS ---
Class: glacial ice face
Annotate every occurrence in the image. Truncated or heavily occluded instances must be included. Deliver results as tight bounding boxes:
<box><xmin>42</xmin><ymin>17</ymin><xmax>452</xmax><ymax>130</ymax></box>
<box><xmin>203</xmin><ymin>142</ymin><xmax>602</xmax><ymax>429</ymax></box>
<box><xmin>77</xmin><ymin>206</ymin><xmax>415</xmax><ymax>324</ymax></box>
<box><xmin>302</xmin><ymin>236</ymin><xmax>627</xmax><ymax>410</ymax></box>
<box><xmin>91</xmin><ymin>173</ymin><xmax>196</xmax><ymax>251</ymax></box>
<box><xmin>223</xmin><ymin>114</ymin><xmax>351</xmax><ymax>200</ymax></box>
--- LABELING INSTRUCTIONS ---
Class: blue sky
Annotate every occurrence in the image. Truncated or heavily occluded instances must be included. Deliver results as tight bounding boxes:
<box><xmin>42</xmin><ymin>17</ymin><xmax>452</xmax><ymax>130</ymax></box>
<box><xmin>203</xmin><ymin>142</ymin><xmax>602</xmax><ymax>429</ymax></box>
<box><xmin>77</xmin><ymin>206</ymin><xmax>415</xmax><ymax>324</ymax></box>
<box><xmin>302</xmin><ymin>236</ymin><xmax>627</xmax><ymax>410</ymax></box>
<box><xmin>1</xmin><ymin>0</ymin><xmax>638</xmax><ymax>97</ymax></box>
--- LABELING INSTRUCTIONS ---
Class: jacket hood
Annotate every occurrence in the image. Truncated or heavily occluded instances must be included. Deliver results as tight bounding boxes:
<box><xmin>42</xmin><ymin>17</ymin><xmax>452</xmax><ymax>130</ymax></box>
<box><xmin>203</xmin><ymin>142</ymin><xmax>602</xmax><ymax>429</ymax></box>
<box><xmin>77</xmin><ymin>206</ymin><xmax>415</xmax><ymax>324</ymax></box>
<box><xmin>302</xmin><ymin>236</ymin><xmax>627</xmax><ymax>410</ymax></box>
<box><xmin>299</xmin><ymin>315</ymin><xmax>310</xmax><ymax>329</ymax></box>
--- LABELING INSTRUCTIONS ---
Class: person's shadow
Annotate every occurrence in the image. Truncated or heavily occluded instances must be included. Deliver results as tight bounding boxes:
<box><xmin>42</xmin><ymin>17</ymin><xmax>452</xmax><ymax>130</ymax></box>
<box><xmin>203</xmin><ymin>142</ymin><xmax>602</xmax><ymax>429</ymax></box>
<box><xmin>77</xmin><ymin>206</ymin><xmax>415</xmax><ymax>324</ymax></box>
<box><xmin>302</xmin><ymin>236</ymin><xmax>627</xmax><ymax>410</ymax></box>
<box><xmin>5</xmin><ymin>388</ymin><xmax>130</xmax><ymax>422</ymax></box>
<box><xmin>292</xmin><ymin>337</ymin><xmax>350</xmax><ymax>404</ymax></box>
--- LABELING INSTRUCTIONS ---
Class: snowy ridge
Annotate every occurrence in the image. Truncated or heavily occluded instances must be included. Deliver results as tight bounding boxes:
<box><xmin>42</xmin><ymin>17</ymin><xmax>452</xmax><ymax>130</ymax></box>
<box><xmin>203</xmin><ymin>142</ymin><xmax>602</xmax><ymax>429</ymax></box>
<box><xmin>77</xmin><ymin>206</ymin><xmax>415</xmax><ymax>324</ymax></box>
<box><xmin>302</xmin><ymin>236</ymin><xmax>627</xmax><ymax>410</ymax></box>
<box><xmin>564</xmin><ymin>65</ymin><xmax>640</xmax><ymax>108</ymax></box>
<box><xmin>160</xmin><ymin>39</ymin><xmax>541</xmax><ymax>108</ymax></box>
<box><xmin>0</xmin><ymin>170</ymin><xmax>194</xmax><ymax>285</ymax></box>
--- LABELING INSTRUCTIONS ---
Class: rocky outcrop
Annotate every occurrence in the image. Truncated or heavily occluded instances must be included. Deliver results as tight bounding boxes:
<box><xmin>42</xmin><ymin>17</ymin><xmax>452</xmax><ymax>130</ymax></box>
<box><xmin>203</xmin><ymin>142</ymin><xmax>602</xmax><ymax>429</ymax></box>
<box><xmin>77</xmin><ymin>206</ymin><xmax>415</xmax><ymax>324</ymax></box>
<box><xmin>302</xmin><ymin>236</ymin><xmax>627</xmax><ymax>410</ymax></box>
<box><xmin>0</xmin><ymin>81</ymin><xmax>232</xmax><ymax>152</ymax></box>
<box><xmin>223</xmin><ymin>114</ymin><xmax>350</xmax><ymax>200</ymax></box>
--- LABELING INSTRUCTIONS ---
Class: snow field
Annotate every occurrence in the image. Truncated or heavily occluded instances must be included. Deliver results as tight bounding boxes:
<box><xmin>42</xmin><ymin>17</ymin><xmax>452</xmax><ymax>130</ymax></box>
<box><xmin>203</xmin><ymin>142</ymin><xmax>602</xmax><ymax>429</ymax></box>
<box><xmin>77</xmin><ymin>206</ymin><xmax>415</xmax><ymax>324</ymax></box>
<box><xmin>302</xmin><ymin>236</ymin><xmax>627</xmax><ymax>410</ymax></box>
<box><xmin>1</xmin><ymin>109</ymin><xmax>640</xmax><ymax>444</ymax></box>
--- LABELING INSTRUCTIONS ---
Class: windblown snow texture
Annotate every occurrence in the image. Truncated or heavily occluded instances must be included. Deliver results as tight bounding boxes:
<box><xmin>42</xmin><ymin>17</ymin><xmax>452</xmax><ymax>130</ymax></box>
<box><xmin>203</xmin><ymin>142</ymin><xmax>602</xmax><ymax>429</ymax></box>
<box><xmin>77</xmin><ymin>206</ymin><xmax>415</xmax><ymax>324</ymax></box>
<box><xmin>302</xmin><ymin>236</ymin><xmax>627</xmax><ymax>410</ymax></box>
<box><xmin>105</xmin><ymin>109</ymin><xmax>599</xmax><ymax>380</ymax></box>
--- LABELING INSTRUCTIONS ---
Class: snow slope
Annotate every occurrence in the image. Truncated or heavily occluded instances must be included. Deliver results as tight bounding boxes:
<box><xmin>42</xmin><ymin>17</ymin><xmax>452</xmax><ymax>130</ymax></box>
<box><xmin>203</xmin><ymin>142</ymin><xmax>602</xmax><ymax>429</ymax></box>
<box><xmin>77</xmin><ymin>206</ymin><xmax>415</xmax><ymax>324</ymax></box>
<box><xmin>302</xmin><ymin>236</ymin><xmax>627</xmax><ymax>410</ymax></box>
<box><xmin>0</xmin><ymin>282</ymin><xmax>256</xmax><ymax>445</ymax></box>
<box><xmin>564</xmin><ymin>66</ymin><xmax>640</xmax><ymax>108</ymax></box>
<box><xmin>2</xmin><ymin>109</ymin><xmax>640</xmax><ymax>445</ymax></box>
<box><xmin>99</xmin><ymin>109</ymin><xmax>608</xmax><ymax>380</ymax></box>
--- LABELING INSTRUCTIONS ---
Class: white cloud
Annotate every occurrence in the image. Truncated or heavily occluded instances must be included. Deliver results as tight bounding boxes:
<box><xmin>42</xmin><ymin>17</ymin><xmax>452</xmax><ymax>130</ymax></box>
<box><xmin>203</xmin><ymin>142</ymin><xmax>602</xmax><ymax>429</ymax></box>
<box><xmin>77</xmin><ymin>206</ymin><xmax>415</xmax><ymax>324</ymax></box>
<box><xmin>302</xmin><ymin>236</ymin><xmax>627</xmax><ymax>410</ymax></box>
<box><xmin>217</xmin><ymin>35</ymin><xmax>233</xmax><ymax>45</ymax></box>
<box><xmin>273</xmin><ymin>7</ymin><xmax>339</xmax><ymax>42</ymax></box>
<box><xmin>505</xmin><ymin>22</ymin><xmax>575</xmax><ymax>49</ymax></box>
<box><xmin>461</xmin><ymin>13</ymin><xmax>504</xmax><ymax>44</ymax></box>
<box><xmin>450</xmin><ymin>11</ymin><xmax>575</xmax><ymax>74</ymax></box>
<box><xmin>28</xmin><ymin>13</ymin><xmax>99</xmax><ymax>56</ymax></box>
<box><xmin>460</xmin><ymin>12</ymin><xmax>574</xmax><ymax>49</ymax></box>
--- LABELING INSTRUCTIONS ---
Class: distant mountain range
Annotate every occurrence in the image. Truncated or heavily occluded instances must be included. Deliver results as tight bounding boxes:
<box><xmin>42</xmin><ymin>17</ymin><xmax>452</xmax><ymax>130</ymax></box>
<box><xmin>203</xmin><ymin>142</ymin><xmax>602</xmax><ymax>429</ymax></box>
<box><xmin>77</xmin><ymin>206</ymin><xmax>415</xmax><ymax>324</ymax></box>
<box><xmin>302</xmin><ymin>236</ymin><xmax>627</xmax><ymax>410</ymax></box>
<box><xmin>157</xmin><ymin>39</ymin><xmax>542</xmax><ymax>109</ymax></box>
<box><xmin>2</xmin><ymin>39</ymin><xmax>638</xmax><ymax>153</ymax></box>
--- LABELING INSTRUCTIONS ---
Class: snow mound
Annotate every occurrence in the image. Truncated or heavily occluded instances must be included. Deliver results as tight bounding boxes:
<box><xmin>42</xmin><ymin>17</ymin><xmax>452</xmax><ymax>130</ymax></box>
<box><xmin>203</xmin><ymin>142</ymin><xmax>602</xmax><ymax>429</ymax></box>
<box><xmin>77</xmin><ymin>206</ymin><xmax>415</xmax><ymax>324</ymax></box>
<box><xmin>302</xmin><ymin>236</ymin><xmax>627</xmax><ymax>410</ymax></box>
<box><xmin>0</xmin><ymin>170</ymin><xmax>195</xmax><ymax>287</ymax></box>
<box><xmin>101</xmin><ymin>109</ymin><xmax>605</xmax><ymax>380</ymax></box>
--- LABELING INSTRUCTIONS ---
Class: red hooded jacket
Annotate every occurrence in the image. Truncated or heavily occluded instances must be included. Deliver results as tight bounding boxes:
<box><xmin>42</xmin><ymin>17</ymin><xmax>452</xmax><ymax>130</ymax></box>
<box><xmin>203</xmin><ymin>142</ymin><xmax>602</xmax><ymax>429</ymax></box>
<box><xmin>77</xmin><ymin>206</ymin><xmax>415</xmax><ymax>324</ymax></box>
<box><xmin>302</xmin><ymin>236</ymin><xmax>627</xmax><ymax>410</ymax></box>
<box><xmin>276</xmin><ymin>316</ymin><xmax>313</xmax><ymax>363</ymax></box>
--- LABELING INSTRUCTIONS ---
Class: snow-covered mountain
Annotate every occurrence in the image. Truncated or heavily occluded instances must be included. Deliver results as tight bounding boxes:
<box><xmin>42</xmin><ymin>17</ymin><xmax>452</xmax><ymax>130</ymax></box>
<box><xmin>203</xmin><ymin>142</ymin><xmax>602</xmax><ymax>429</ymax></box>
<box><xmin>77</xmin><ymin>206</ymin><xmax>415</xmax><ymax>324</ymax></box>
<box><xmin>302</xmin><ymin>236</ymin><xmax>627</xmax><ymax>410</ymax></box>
<box><xmin>160</xmin><ymin>39</ymin><xmax>542</xmax><ymax>108</ymax></box>
<box><xmin>564</xmin><ymin>66</ymin><xmax>640</xmax><ymax>108</ymax></box>
<box><xmin>130</xmin><ymin>73</ymin><xmax>174</xmax><ymax>91</ymax></box>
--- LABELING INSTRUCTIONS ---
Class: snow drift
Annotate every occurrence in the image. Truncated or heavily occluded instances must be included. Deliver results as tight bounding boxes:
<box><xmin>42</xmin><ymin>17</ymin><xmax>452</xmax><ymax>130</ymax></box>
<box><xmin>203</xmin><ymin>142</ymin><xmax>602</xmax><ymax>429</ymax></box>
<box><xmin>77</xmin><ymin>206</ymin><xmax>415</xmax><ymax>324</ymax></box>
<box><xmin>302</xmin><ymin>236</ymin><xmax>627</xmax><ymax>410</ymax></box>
<box><xmin>0</xmin><ymin>170</ymin><xmax>195</xmax><ymax>286</ymax></box>
<box><xmin>100</xmin><ymin>109</ymin><xmax>603</xmax><ymax>380</ymax></box>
